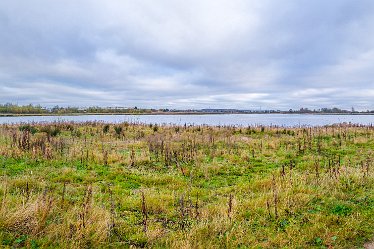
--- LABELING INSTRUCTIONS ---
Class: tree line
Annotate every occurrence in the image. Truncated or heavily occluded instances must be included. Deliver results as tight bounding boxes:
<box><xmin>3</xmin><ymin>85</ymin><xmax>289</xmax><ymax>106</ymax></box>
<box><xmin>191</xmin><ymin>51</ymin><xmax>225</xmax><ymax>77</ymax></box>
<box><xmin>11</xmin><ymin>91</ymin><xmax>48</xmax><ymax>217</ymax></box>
<box><xmin>0</xmin><ymin>103</ymin><xmax>373</xmax><ymax>114</ymax></box>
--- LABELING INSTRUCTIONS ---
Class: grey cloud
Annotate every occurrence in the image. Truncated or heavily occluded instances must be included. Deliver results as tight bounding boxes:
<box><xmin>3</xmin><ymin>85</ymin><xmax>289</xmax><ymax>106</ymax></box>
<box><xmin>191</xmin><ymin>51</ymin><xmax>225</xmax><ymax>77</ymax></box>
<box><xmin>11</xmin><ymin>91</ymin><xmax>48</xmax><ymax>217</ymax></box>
<box><xmin>0</xmin><ymin>0</ymin><xmax>373</xmax><ymax>110</ymax></box>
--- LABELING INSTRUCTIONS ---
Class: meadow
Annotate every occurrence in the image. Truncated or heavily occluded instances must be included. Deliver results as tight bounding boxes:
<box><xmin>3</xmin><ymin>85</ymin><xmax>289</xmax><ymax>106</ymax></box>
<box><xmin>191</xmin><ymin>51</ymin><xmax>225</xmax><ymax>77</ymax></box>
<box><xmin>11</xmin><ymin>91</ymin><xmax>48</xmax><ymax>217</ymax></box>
<box><xmin>0</xmin><ymin>122</ymin><xmax>373</xmax><ymax>248</ymax></box>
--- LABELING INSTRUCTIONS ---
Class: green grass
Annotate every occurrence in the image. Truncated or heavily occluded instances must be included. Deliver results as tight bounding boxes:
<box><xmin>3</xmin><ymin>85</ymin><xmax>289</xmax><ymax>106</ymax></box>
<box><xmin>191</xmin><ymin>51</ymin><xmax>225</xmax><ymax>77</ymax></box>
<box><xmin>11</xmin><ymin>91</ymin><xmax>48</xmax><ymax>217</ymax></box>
<box><xmin>0</xmin><ymin>123</ymin><xmax>373</xmax><ymax>248</ymax></box>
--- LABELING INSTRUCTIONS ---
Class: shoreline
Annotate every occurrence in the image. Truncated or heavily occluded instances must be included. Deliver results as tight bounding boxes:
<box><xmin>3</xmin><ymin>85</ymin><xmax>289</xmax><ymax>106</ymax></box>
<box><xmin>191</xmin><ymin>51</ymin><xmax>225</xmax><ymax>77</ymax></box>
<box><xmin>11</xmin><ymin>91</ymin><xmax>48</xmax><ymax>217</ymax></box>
<box><xmin>0</xmin><ymin>112</ymin><xmax>373</xmax><ymax>117</ymax></box>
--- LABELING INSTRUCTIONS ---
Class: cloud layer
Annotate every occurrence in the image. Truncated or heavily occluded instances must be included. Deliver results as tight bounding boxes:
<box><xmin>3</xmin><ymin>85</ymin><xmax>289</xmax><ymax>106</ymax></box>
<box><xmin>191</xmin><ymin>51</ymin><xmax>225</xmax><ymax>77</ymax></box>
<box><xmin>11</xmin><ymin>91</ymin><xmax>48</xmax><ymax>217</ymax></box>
<box><xmin>1</xmin><ymin>0</ymin><xmax>374</xmax><ymax>110</ymax></box>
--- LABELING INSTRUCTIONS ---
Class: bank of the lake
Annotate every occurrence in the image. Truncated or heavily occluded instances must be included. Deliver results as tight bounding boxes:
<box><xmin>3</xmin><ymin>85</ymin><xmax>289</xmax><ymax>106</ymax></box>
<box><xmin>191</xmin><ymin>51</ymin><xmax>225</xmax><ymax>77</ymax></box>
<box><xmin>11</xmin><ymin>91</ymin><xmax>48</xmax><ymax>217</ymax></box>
<box><xmin>0</xmin><ymin>122</ymin><xmax>373</xmax><ymax>248</ymax></box>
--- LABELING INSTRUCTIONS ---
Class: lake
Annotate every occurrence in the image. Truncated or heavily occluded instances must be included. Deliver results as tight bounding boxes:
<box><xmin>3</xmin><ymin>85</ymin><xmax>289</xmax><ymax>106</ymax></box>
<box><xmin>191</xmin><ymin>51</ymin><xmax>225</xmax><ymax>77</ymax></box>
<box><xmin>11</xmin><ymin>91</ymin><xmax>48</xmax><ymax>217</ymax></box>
<box><xmin>0</xmin><ymin>114</ymin><xmax>373</xmax><ymax>127</ymax></box>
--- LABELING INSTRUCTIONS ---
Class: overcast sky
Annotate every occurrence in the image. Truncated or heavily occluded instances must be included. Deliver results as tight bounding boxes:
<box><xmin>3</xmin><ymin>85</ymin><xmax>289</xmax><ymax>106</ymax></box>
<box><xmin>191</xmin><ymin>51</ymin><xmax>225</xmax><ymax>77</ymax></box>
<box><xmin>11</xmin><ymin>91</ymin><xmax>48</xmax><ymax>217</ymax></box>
<box><xmin>0</xmin><ymin>0</ymin><xmax>373</xmax><ymax>110</ymax></box>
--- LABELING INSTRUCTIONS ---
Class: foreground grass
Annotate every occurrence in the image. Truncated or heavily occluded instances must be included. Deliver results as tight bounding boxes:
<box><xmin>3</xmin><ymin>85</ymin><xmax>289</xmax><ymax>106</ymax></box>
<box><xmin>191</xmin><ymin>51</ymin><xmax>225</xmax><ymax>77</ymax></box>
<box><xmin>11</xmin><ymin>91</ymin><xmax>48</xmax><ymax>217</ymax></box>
<box><xmin>0</xmin><ymin>122</ymin><xmax>373</xmax><ymax>248</ymax></box>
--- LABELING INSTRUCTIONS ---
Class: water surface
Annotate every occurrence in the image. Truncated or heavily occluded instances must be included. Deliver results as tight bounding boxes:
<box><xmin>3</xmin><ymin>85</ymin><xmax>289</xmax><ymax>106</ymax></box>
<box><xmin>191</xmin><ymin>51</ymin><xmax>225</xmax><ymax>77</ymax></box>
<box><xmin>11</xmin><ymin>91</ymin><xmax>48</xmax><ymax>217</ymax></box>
<box><xmin>0</xmin><ymin>114</ymin><xmax>373</xmax><ymax>127</ymax></box>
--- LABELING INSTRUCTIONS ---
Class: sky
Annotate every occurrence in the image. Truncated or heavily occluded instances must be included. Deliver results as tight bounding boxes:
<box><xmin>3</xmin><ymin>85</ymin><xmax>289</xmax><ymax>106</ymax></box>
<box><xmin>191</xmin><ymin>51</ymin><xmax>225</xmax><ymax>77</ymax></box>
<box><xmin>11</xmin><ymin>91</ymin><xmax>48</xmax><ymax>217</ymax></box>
<box><xmin>0</xmin><ymin>0</ymin><xmax>374</xmax><ymax>110</ymax></box>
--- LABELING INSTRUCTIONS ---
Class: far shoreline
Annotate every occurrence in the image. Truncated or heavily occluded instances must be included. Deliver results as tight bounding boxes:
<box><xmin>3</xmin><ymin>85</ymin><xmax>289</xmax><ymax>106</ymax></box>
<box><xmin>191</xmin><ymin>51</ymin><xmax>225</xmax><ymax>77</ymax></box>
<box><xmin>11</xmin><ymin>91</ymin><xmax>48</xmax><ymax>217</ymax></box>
<box><xmin>0</xmin><ymin>112</ymin><xmax>373</xmax><ymax>117</ymax></box>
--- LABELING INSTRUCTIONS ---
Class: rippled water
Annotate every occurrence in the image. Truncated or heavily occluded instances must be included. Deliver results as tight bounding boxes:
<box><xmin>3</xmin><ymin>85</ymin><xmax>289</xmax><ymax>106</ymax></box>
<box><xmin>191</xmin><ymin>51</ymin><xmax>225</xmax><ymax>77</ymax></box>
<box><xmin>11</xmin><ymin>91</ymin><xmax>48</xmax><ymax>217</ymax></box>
<box><xmin>0</xmin><ymin>114</ymin><xmax>373</xmax><ymax>127</ymax></box>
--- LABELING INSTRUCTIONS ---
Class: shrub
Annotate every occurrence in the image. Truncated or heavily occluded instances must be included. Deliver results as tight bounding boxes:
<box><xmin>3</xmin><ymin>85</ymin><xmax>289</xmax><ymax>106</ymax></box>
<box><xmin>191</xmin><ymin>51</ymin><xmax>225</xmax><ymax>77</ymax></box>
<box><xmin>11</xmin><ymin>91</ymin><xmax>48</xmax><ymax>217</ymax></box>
<box><xmin>103</xmin><ymin>124</ymin><xmax>110</xmax><ymax>134</ymax></box>
<box><xmin>19</xmin><ymin>125</ymin><xmax>38</xmax><ymax>134</ymax></box>
<box><xmin>114</xmin><ymin>126</ymin><xmax>123</xmax><ymax>136</ymax></box>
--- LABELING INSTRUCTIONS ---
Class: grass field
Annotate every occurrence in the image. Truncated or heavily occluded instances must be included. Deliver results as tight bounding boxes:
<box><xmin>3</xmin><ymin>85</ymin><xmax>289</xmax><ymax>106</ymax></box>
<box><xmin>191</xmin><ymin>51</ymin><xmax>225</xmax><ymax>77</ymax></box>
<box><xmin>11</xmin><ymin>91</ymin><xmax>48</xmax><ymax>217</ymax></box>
<box><xmin>0</xmin><ymin>122</ymin><xmax>373</xmax><ymax>248</ymax></box>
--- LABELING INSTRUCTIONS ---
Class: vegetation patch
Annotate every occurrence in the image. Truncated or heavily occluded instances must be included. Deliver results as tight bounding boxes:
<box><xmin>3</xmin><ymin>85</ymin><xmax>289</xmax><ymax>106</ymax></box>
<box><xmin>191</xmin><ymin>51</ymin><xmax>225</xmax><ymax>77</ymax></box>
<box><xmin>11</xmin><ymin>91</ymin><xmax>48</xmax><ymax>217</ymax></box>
<box><xmin>0</xmin><ymin>122</ymin><xmax>373</xmax><ymax>248</ymax></box>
